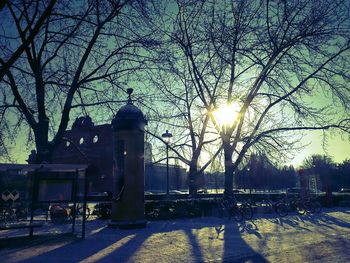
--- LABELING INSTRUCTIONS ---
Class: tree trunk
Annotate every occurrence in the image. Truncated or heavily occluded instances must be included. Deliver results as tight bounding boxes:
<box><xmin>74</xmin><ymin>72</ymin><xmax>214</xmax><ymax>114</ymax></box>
<box><xmin>188</xmin><ymin>159</ymin><xmax>198</xmax><ymax>195</ymax></box>
<box><xmin>35</xmin><ymin>143</ymin><xmax>53</xmax><ymax>164</ymax></box>
<box><xmin>223</xmin><ymin>142</ymin><xmax>235</xmax><ymax>195</ymax></box>
<box><xmin>33</xmin><ymin>120</ymin><xmax>52</xmax><ymax>164</ymax></box>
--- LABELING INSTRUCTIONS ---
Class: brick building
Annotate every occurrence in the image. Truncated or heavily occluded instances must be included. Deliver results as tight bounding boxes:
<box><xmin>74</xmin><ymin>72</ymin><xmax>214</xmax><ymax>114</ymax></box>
<box><xmin>52</xmin><ymin>116</ymin><xmax>114</xmax><ymax>193</ymax></box>
<box><xmin>51</xmin><ymin>116</ymin><xmax>187</xmax><ymax>193</ymax></box>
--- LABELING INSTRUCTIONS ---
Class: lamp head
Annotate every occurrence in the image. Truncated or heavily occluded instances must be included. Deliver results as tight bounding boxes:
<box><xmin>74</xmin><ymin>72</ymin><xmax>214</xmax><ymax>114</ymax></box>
<box><xmin>162</xmin><ymin>130</ymin><xmax>173</xmax><ymax>143</ymax></box>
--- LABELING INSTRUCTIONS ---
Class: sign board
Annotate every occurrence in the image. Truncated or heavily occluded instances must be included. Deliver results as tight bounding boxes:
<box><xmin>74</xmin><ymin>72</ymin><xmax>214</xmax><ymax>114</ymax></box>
<box><xmin>37</xmin><ymin>179</ymin><xmax>73</xmax><ymax>202</ymax></box>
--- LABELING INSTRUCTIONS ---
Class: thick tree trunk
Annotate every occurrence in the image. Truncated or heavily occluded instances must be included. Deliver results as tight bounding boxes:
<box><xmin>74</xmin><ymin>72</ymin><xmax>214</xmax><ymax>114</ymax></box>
<box><xmin>223</xmin><ymin>142</ymin><xmax>235</xmax><ymax>195</ymax></box>
<box><xmin>33</xmin><ymin>120</ymin><xmax>53</xmax><ymax>164</ymax></box>
<box><xmin>35</xmin><ymin>143</ymin><xmax>53</xmax><ymax>164</ymax></box>
<box><xmin>188</xmin><ymin>159</ymin><xmax>198</xmax><ymax>195</ymax></box>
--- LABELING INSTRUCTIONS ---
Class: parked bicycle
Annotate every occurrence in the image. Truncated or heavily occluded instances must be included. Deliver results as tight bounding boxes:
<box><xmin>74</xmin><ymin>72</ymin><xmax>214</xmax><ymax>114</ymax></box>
<box><xmin>239</xmin><ymin>199</ymin><xmax>254</xmax><ymax>220</ymax></box>
<box><xmin>218</xmin><ymin>197</ymin><xmax>243</xmax><ymax>222</ymax></box>
<box><xmin>218</xmin><ymin>195</ymin><xmax>253</xmax><ymax>222</ymax></box>
<box><xmin>260</xmin><ymin>198</ymin><xmax>288</xmax><ymax>217</ymax></box>
<box><xmin>49</xmin><ymin>203</ymin><xmax>90</xmax><ymax>223</ymax></box>
<box><xmin>301</xmin><ymin>196</ymin><xmax>322</xmax><ymax>214</ymax></box>
<box><xmin>0</xmin><ymin>205</ymin><xmax>17</xmax><ymax>224</ymax></box>
<box><xmin>68</xmin><ymin>203</ymin><xmax>91</xmax><ymax>219</ymax></box>
<box><xmin>93</xmin><ymin>202</ymin><xmax>111</xmax><ymax>219</ymax></box>
<box><xmin>0</xmin><ymin>202</ymin><xmax>28</xmax><ymax>224</ymax></box>
<box><xmin>284</xmin><ymin>196</ymin><xmax>306</xmax><ymax>215</ymax></box>
<box><xmin>284</xmin><ymin>196</ymin><xmax>321</xmax><ymax>215</ymax></box>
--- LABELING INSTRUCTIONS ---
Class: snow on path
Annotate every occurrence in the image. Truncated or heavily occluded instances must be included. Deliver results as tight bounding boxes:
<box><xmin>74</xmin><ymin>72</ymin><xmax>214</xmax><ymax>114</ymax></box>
<box><xmin>0</xmin><ymin>208</ymin><xmax>349</xmax><ymax>262</ymax></box>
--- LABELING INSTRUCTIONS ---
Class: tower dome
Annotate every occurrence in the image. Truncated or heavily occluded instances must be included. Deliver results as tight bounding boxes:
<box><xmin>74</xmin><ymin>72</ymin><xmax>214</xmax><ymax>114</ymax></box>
<box><xmin>111</xmin><ymin>89</ymin><xmax>147</xmax><ymax>130</ymax></box>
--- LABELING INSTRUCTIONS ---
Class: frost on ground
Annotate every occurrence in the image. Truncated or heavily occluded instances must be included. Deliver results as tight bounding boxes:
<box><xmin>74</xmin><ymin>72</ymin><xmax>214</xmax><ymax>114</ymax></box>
<box><xmin>0</xmin><ymin>208</ymin><xmax>349</xmax><ymax>263</ymax></box>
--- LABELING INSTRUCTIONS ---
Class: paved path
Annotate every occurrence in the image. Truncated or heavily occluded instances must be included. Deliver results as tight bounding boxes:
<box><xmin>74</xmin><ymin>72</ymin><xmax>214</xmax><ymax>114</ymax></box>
<box><xmin>1</xmin><ymin>208</ymin><xmax>349</xmax><ymax>262</ymax></box>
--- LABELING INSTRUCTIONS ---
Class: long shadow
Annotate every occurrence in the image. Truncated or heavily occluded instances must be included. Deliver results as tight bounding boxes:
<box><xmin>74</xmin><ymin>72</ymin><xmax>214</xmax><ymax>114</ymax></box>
<box><xmin>222</xmin><ymin>219</ymin><xmax>268</xmax><ymax>262</ymax></box>
<box><xmin>12</xmin><ymin>225</ymin><xmax>152</xmax><ymax>263</ymax></box>
<box><xmin>97</xmin><ymin>218</ymin><xmax>268</xmax><ymax>262</ymax></box>
<box><xmin>0</xmin><ymin>222</ymin><xmax>145</xmax><ymax>263</ymax></box>
<box><xmin>0</xmin><ymin>233</ymin><xmax>77</xmax><ymax>252</ymax></box>
<box><xmin>6</xmin><ymin>208</ymin><xmax>348</xmax><ymax>263</ymax></box>
<box><xmin>2</xmin><ymin>219</ymin><xmax>217</xmax><ymax>262</ymax></box>
<box><xmin>91</xmin><ymin>221</ymin><xmax>207</xmax><ymax>262</ymax></box>
<box><xmin>269</xmin><ymin>216</ymin><xmax>313</xmax><ymax>232</ymax></box>
<box><xmin>77</xmin><ymin>227</ymin><xmax>151</xmax><ymax>263</ymax></box>
<box><xmin>238</xmin><ymin>220</ymin><xmax>263</xmax><ymax>239</ymax></box>
<box><xmin>266</xmin><ymin>209</ymin><xmax>350</xmax><ymax>231</ymax></box>
<box><xmin>1</xmin><ymin>217</ymin><xmax>271</xmax><ymax>263</ymax></box>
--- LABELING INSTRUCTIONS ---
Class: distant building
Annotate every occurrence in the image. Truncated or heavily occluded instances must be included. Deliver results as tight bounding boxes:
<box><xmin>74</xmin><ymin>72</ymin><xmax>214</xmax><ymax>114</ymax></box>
<box><xmin>145</xmin><ymin>163</ymin><xmax>187</xmax><ymax>192</ymax></box>
<box><xmin>51</xmin><ymin>116</ymin><xmax>187</xmax><ymax>193</ymax></box>
<box><xmin>299</xmin><ymin>169</ymin><xmax>321</xmax><ymax>193</ymax></box>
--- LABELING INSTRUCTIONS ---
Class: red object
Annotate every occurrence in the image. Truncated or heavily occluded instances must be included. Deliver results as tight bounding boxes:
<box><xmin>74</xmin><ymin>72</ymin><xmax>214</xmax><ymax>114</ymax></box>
<box><xmin>50</xmin><ymin>204</ymin><xmax>68</xmax><ymax>221</ymax></box>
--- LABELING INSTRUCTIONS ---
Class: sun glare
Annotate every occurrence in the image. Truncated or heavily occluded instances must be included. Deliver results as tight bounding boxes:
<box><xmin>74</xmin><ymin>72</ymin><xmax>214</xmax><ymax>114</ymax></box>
<box><xmin>212</xmin><ymin>103</ymin><xmax>240</xmax><ymax>128</ymax></box>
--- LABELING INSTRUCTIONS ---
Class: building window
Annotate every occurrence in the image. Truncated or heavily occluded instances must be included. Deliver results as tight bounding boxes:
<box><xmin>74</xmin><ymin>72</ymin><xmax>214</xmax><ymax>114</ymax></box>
<box><xmin>93</xmin><ymin>135</ymin><xmax>99</xmax><ymax>144</ymax></box>
<box><xmin>79</xmin><ymin>137</ymin><xmax>84</xmax><ymax>145</ymax></box>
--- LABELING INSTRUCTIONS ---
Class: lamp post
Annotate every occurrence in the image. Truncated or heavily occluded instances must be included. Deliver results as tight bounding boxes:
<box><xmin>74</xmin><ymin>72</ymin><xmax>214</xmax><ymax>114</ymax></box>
<box><xmin>247</xmin><ymin>167</ymin><xmax>251</xmax><ymax>195</ymax></box>
<box><xmin>162</xmin><ymin>130</ymin><xmax>172</xmax><ymax>198</ymax></box>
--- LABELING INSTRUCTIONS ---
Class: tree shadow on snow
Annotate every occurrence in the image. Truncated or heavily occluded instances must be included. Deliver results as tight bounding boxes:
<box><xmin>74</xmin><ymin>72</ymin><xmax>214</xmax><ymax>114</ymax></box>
<box><xmin>220</xmin><ymin>219</ymin><xmax>268</xmax><ymax>263</ymax></box>
<box><xmin>274</xmin><ymin>212</ymin><xmax>349</xmax><ymax>229</ymax></box>
<box><xmin>3</xmin><ymin>217</ymin><xmax>269</xmax><ymax>263</ymax></box>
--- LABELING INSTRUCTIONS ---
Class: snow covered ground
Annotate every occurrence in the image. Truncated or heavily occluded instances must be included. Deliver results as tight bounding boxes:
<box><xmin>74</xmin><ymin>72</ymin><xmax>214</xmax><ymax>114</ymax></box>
<box><xmin>0</xmin><ymin>207</ymin><xmax>349</xmax><ymax>262</ymax></box>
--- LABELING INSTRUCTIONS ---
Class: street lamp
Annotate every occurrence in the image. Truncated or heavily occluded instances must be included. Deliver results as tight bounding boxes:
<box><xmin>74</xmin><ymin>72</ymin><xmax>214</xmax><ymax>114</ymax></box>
<box><xmin>162</xmin><ymin>130</ymin><xmax>173</xmax><ymax>198</ymax></box>
<box><xmin>247</xmin><ymin>167</ymin><xmax>251</xmax><ymax>194</ymax></box>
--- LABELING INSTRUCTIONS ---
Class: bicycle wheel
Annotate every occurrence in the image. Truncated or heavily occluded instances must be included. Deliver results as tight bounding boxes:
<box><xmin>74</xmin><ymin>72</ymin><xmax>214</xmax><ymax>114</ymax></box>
<box><xmin>85</xmin><ymin>207</ymin><xmax>91</xmax><ymax>219</ymax></box>
<box><xmin>241</xmin><ymin>204</ymin><xmax>253</xmax><ymax>220</ymax></box>
<box><xmin>50</xmin><ymin>204</ymin><xmax>68</xmax><ymax>224</ymax></box>
<box><xmin>296</xmin><ymin>201</ymin><xmax>306</xmax><ymax>215</ymax></box>
<box><xmin>230</xmin><ymin>207</ymin><xmax>243</xmax><ymax>222</ymax></box>
<box><xmin>3</xmin><ymin>208</ymin><xmax>16</xmax><ymax>223</ymax></box>
<box><xmin>303</xmin><ymin>200</ymin><xmax>315</xmax><ymax>214</ymax></box>
<box><xmin>16</xmin><ymin>207</ymin><xmax>28</xmax><ymax>221</ymax></box>
<box><xmin>275</xmin><ymin>203</ymin><xmax>288</xmax><ymax>217</ymax></box>
<box><xmin>76</xmin><ymin>204</ymin><xmax>90</xmax><ymax>219</ymax></box>
<box><xmin>97</xmin><ymin>203</ymin><xmax>111</xmax><ymax>219</ymax></box>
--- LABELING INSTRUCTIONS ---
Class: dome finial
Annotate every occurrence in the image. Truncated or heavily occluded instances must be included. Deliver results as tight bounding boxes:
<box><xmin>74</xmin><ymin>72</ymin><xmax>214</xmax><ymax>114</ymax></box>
<box><xmin>127</xmin><ymin>88</ymin><xmax>133</xmax><ymax>104</ymax></box>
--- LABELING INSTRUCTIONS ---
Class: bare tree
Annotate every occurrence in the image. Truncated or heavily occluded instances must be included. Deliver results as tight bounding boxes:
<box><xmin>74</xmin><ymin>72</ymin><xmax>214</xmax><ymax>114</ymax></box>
<box><xmin>139</xmin><ymin>1</ymin><xmax>226</xmax><ymax>194</ymax></box>
<box><xmin>156</xmin><ymin>0</ymin><xmax>350</xmax><ymax>195</ymax></box>
<box><xmin>0</xmin><ymin>0</ymin><xmax>57</xmax><ymax>81</ymax></box>
<box><xmin>0</xmin><ymin>0</ymin><xmax>156</xmax><ymax>163</ymax></box>
<box><xmin>144</xmin><ymin>67</ymin><xmax>222</xmax><ymax>194</ymax></box>
<box><xmin>212</xmin><ymin>0</ymin><xmax>350</xmax><ymax>194</ymax></box>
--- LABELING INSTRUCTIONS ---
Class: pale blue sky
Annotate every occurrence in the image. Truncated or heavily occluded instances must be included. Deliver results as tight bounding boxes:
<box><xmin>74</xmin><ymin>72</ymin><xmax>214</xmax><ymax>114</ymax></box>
<box><xmin>8</xmin><ymin>127</ymin><xmax>350</xmax><ymax>168</ymax></box>
<box><xmin>288</xmin><ymin>131</ymin><xmax>350</xmax><ymax>167</ymax></box>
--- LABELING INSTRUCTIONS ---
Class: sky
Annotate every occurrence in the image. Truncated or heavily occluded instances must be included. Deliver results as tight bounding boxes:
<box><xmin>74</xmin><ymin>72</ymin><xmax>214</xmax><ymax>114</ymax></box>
<box><xmin>2</xmin><ymin>0</ymin><xmax>350</xmax><ymax>170</ymax></box>
<box><xmin>288</xmin><ymin>131</ymin><xmax>350</xmax><ymax>167</ymax></box>
<box><xmin>7</xmin><ymin>119</ymin><xmax>350</xmax><ymax>169</ymax></box>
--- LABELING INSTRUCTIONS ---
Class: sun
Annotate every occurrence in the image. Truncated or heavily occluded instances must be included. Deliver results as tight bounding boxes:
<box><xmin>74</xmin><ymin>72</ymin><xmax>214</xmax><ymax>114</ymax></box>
<box><xmin>212</xmin><ymin>103</ymin><xmax>241</xmax><ymax>128</ymax></box>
